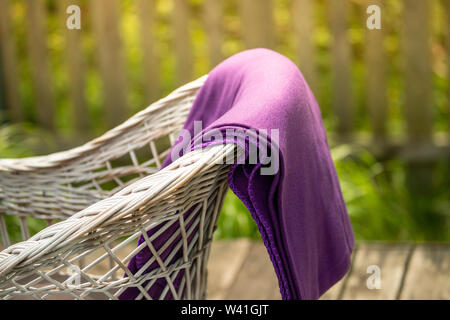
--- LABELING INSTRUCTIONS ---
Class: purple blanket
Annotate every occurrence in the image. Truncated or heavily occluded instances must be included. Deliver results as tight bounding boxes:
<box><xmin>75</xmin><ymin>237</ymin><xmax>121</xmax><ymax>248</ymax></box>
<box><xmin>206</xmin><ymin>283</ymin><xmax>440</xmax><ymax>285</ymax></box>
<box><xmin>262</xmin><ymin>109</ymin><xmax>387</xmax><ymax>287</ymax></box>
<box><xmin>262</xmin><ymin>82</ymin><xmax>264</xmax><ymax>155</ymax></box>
<box><xmin>119</xmin><ymin>48</ymin><xmax>354</xmax><ymax>300</ymax></box>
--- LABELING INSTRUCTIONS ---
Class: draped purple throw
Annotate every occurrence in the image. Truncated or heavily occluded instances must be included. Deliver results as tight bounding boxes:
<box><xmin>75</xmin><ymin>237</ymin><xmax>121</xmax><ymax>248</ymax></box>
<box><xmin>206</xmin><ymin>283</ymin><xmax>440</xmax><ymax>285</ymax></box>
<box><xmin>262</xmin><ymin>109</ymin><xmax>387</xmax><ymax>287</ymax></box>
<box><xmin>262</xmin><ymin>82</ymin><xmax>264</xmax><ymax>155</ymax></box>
<box><xmin>119</xmin><ymin>48</ymin><xmax>354</xmax><ymax>300</ymax></box>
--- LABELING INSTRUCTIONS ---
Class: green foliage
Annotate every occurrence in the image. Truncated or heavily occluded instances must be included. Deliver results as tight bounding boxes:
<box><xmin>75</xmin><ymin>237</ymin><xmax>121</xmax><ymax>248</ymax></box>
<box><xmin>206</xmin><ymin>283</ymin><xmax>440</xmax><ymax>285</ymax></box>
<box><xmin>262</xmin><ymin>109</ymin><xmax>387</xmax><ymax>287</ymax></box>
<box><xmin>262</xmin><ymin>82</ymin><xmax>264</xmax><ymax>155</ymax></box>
<box><xmin>215</xmin><ymin>145</ymin><xmax>450</xmax><ymax>242</ymax></box>
<box><xmin>333</xmin><ymin>146</ymin><xmax>449</xmax><ymax>242</ymax></box>
<box><xmin>335</xmin><ymin>146</ymin><xmax>413</xmax><ymax>241</ymax></box>
<box><xmin>0</xmin><ymin>124</ymin><xmax>35</xmax><ymax>158</ymax></box>
<box><xmin>215</xmin><ymin>191</ymin><xmax>261</xmax><ymax>240</ymax></box>
<box><xmin>2</xmin><ymin>215</ymin><xmax>47</xmax><ymax>244</ymax></box>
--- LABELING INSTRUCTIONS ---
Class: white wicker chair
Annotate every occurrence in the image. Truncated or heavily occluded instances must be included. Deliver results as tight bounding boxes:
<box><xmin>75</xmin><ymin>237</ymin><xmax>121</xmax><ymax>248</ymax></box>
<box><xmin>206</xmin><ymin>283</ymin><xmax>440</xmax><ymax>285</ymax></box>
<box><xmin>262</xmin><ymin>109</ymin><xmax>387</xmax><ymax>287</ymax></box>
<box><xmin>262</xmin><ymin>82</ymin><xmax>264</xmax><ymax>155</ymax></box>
<box><xmin>0</xmin><ymin>75</ymin><xmax>238</xmax><ymax>300</ymax></box>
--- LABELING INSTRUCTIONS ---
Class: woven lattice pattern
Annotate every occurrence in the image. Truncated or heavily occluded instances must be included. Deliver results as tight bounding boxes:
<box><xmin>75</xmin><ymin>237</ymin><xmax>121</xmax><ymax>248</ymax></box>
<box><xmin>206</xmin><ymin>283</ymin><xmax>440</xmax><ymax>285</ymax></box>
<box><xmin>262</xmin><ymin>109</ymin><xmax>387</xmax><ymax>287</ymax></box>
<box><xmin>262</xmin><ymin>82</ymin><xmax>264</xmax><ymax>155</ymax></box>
<box><xmin>0</xmin><ymin>76</ymin><xmax>239</xmax><ymax>299</ymax></box>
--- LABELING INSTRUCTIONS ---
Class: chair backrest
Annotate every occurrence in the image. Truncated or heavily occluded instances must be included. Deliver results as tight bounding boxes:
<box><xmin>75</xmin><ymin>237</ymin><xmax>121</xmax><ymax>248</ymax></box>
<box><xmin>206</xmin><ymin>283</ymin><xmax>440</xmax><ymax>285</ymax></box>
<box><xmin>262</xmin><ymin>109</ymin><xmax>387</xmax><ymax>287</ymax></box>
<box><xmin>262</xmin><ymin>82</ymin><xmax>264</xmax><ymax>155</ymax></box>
<box><xmin>0</xmin><ymin>76</ymin><xmax>207</xmax><ymax>247</ymax></box>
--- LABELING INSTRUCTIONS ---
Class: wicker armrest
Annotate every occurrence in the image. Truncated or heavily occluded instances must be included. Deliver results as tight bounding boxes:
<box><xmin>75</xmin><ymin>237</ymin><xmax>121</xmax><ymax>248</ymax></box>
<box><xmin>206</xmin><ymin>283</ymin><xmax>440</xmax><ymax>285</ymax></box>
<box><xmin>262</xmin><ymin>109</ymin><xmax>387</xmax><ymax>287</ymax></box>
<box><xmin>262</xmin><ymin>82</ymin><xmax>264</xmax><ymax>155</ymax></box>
<box><xmin>0</xmin><ymin>143</ymin><xmax>234</xmax><ymax>300</ymax></box>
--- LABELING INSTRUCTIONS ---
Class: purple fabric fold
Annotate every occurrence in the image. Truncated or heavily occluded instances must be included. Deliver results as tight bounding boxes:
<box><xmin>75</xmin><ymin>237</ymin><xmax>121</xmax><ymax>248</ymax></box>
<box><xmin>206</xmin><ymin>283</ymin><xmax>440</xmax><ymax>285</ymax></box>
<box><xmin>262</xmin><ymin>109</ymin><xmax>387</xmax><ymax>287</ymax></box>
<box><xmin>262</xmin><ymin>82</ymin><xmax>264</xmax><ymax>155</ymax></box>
<box><xmin>119</xmin><ymin>48</ymin><xmax>354</xmax><ymax>300</ymax></box>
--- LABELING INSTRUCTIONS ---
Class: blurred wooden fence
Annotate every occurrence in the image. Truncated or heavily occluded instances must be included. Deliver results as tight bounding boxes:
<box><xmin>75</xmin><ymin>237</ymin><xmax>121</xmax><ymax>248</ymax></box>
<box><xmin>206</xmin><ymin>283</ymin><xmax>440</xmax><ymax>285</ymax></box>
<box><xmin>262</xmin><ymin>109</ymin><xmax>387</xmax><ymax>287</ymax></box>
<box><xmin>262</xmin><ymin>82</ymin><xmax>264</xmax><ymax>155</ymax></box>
<box><xmin>0</xmin><ymin>0</ymin><xmax>449</xmax><ymax>160</ymax></box>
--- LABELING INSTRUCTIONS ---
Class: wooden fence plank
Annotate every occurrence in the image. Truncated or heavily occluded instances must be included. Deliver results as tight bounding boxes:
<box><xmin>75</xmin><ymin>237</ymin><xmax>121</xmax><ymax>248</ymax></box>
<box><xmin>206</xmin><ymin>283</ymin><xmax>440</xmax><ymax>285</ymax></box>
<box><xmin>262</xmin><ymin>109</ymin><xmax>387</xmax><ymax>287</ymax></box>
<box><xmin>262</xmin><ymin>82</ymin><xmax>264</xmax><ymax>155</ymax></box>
<box><xmin>403</xmin><ymin>0</ymin><xmax>432</xmax><ymax>145</ymax></box>
<box><xmin>172</xmin><ymin>0</ymin><xmax>193</xmax><ymax>85</ymax></box>
<box><xmin>58</xmin><ymin>0</ymin><xmax>88</xmax><ymax>132</ymax></box>
<box><xmin>402</xmin><ymin>1</ymin><xmax>434</xmax><ymax>237</ymax></box>
<box><xmin>0</xmin><ymin>0</ymin><xmax>23</xmax><ymax>122</ymax></box>
<box><xmin>239</xmin><ymin>0</ymin><xmax>275</xmax><ymax>50</ymax></box>
<box><xmin>90</xmin><ymin>0</ymin><xmax>128</xmax><ymax>128</ymax></box>
<box><xmin>137</xmin><ymin>0</ymin><xmax>160</xmax><ymax>103</ymax></box>
<box><xmin>206</xmin><ymin>239</ymin><xmax>252</xmax><ymax>299</ymax></box>
<box><xmin>445</xmin><ymin>0</ymin><xmax>450</xmax><ymax>132</ymax></box>
<box><xmin>0</xmin><ymin>48</ymin><xmax>5</xmax><ymax>116</ymax></box>
<box><xmin>364</xmin><ymin>1</ymin><xmax>387</xmax><ymax>143</ymax></box>
<box><xmin>203</xmin><ymin>0</ymin><xmax>224</xmax><ymax>68</ymax></box>
<box><xmin>398</xmin><ymin>244</ymin><xmax>450</xmax><ymax>299</ymax></box>
<box><xmin>25</xmin><ymin>0</ymin><xmax>54</xmax><ymax>130</ymax></box>
<box><xmin>292</xmin><ymin>0</ymin><xmax>318</xmax><ymax>95</ymax></box>
<box><xmin>341</xmin><ymin>243</ymin><xmax>412</xmax><ymax>300</ymax></box>
<box><xmin>329</xmin><ymin>0</ymin><xmax>353</xmax><ymax>139</ymax></box>
<box><xmin>224</xmin><ymin>241</ymin><xmax>281</xmax><ymax>300</ymax></box>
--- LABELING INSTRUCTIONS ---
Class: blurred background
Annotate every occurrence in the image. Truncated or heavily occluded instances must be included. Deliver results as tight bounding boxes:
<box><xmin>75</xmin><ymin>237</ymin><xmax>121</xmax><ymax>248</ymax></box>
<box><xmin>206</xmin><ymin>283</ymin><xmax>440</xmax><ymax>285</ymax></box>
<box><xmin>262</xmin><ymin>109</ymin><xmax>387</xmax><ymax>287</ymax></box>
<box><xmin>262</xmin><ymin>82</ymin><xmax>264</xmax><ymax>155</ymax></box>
<box><xmin>0</xmin><ymin>0</ymin><xmax>448</xmax><ymax>243</ymax></box>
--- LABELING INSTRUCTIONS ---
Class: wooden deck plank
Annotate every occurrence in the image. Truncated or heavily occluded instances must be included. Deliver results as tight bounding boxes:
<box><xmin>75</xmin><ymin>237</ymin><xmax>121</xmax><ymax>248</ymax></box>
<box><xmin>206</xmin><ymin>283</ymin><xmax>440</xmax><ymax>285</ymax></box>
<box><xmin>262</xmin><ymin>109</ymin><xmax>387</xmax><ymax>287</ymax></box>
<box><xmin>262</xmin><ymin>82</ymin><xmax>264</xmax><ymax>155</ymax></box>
<box><xmin>340</xmin><ymin>243</ymin><xmax>412</xmax><ymax>300</ymax></box>
<box><xmin>320</xmin><ymin>244</ymin><xmax>359</xmax><ymax>300</ymax></box>
<box><xmin>206</xmin><ymin>238</ymin><xmax>252</xmax><ymax>299</ymax></box>
<box><xmin>222</xmin><ymin>241</ymin><xmax>281</xmax><ymax>300</ymax></box>
<box><xmin>398</xmin><ymin>244</ymin><xmax>450</xmax><ymax>300</ymax></box>
<box><xmin>319</xmin><ymin>280</ymin><xmax>345</xmax><ymax>300</ymax></box>
<box><xmin>1</xmin><ymin>239</ymin><xmax>449</xmax><ymax>299</ymax></box>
